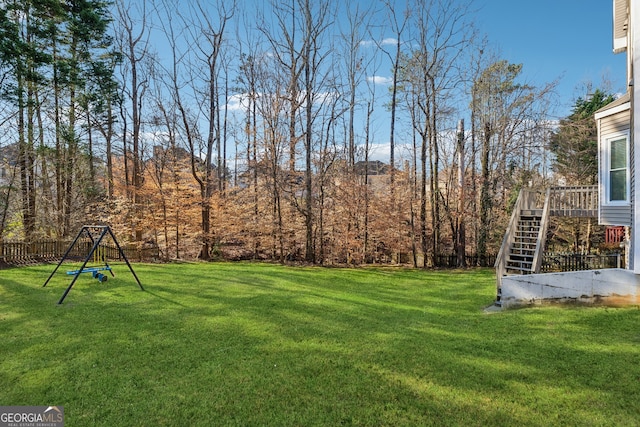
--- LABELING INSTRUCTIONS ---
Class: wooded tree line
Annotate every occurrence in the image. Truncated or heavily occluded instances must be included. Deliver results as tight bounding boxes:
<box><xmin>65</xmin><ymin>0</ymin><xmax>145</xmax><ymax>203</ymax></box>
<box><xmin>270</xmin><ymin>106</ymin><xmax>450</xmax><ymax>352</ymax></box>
<box><xmin>0</xmin><ymin>0</ymin><xmax>570</xmax><ymax>266</ymax></box>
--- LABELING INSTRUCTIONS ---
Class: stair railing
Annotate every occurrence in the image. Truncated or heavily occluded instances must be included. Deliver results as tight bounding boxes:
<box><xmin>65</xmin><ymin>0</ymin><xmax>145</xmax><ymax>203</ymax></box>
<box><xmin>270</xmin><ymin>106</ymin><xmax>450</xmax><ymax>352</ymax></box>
<box><xmin>531</xmin><ymin>188</ymin><xmax>551</xmax><ymax>274</ymax></box>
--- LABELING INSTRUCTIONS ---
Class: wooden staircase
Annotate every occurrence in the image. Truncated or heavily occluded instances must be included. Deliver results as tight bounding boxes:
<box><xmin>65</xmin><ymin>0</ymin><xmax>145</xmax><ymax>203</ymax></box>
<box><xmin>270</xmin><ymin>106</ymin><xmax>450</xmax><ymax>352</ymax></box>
<box><xmin>494</xmin><ymin>186</ymin><xmax>598</xmax><ymax>307</ymax></box>
<box><xmin>505</xmin><ymin>209</ymin><xmax>542</xmax><ymax>274</ymax></box>
<box><xmin>495</xmin><ymin>190</ymin><xmax>551</xmax><ymax>307</ymax></box>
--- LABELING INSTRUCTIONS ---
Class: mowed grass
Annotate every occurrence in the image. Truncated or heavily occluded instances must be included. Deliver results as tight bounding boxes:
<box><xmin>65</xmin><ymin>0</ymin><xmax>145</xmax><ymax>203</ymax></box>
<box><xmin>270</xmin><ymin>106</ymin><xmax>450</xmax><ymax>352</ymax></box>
<box><xmin>1</xmin><ymin>262</ymin><xmax>639</xmax><ymax>426</ymax></box>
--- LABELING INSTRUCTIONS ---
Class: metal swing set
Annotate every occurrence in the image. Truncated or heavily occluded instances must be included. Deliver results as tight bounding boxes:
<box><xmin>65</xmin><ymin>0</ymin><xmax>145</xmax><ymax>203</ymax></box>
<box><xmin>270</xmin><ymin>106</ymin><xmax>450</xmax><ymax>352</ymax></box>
<box><xmin>43</xmin><ymin>225</ymin><xmax>144</xmax><ymax>304</ymax></box>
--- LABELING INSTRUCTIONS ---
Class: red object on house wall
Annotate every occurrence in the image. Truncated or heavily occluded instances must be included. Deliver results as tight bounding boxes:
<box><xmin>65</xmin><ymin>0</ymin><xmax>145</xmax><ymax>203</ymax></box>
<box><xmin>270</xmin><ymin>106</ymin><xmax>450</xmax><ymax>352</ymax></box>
<box><xmin>605</xmin><ymin>226</ymin><xmax>625</xmax><ymax>244</ymax></box>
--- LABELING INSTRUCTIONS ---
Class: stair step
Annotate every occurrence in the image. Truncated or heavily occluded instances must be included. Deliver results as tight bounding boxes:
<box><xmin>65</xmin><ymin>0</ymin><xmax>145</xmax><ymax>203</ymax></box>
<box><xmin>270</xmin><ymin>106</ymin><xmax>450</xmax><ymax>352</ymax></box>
<box><xmin>509</xmin><ymin>252</ymin><xmax>534</xmax><ymax>258</ymax></box>
<box><xmin>510</xmin><ymin>262</ymin><xmax>534</xmax><ymax>267</ymax></box>
<box><xmin>511</xmin><ymin>250</ymin><xmax>535</xmax><ymax>256</ymax></box>
<box><xmin>510</xmin><ymin>259</ymin><xmax>534</xmax><ymax>264</ymax></box>
<box><xmin>505</xmin><ymin>266</ymin><xmax>533</xmax><ymax>273</ymax></box>
<box><xmin>511</xmin><ymin>251</ymin><xmax>535</xmax><ymax>256</ymax></box>
<box><xmin>511</xmin><ymin>254</ymin><xmax>535</xmax><ymax>259</ymax></box>
<box><xmin>521</xmin><ymin>209</ymin><xmax>543</xmax><ymax>216</ymax></box>
<box><xmin>506</xmin><ymin>261</ymin><xmax>533</xmax><ymax>268</ymax></box>
<box><xmin>511</xmin><ymin>247</ymin><xmax>535</xmax><ymax>252</ymax></box>
<box><xmin>512</xmin><ymin>242</ymin><xmax>536</xmax><ymax>248</ymax></box>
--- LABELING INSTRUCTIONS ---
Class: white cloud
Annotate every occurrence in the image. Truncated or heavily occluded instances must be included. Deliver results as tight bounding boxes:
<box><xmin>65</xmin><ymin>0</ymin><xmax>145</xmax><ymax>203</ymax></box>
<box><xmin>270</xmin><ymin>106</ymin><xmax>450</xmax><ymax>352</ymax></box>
<box><xmin>225</xmin><ymin>90</ymin><xmax>339</xmax><ymax>113</ymax></box>
<box><xmin>225</xmin><ymin>93</ymin><xmax>250</xmax><ymax>112</ymax></box>
<box><xmin>367</xmin><ymin>143</ymin><xmax>390</xmax><ymax>163</ymax></box>
<box><xmin>367</xmin><ymin>142</ymin><xmax>420</xmax><ymax>167</ymax></box>
<box><xmin>359</xmin><ymin>38</ymin><xmax>397</xmax><ymax>48</ymax></box>
<box><xmin>367</xmin><ymin>75</ymin><xmax>393</xmax><ymax>85</ymax></box>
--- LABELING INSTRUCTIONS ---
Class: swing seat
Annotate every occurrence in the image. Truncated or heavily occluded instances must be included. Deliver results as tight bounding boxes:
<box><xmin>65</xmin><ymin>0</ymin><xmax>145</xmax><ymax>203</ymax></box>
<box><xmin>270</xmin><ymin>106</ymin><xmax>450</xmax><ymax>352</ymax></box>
<box><xmin>93</xmin><ymin>271</ymin><xmax>108</xmax><ymax>282</ymax></box>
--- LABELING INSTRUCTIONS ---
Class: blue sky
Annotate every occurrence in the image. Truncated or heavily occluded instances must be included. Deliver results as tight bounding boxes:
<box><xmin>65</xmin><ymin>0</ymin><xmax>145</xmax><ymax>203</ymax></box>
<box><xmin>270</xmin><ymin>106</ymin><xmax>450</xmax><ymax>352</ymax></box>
<box><xmin>475</xmin><ymin>0</ymin><xmax>627</xmax><ymax>116</ymax></box>
<box><xmin>151</xmin><ymin>0</ymin><xmax>626</xmax><ymax>119</ymax></box>
<box><xmin>142</xmin><ymin>0</ymin><xmax>627</xmax><ymax>164</ymax></box>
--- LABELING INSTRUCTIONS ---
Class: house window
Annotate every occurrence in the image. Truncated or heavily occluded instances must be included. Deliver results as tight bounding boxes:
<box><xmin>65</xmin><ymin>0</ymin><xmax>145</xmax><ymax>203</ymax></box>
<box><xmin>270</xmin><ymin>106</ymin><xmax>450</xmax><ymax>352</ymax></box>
<box><xmin>606</xmin><ymin>132</ymin><xmax>629</xmax><ymax>204</ymax></box>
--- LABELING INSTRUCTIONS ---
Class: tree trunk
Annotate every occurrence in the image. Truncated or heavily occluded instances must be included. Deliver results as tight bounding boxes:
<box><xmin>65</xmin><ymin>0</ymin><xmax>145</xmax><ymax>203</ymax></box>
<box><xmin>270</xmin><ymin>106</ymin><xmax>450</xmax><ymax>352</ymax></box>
<box><xmin>478</xmin><ymin>121</ymin><xmax>492</xmax><ymax>261</ymax></box>
<box><xmin>429</xmin><ymin>77</ymin><xmax>439</xmax><ymax>267</ymax></box>
<box><xmin>420</xmin><ymin>132</ymin><xmax>428</xmax><ymax>268</ymax></box>
<box><xmin>456</xmin><ymin>119</ymin><xmax>466</xmax><ymax>268</ymax></box>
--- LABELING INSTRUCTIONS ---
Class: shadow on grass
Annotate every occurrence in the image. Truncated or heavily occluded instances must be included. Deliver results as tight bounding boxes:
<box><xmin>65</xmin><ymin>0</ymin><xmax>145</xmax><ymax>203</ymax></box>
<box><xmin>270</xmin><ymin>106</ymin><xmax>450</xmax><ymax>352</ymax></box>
<box><xmin>1</xmin><ymin>264</ymin><xmax>639</xmax><ymax>425</ymax></box>
<box><xmin>143</xmin><ymin>287</ymin><xmax>187</xmax><ymax>307</ymax></box>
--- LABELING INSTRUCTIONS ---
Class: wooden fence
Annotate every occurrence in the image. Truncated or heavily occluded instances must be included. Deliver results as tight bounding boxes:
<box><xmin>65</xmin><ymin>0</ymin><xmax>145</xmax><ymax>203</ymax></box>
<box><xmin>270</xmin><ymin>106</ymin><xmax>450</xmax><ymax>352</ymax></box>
<box><xmin>0</xmin><ymin>239</ymin><xmax>159</xmax><ymax>267</ymax></box>
<box><xmin>541</xmin><ymin>252</ymin><xmax>623</xmax><ymax>273</ymax></box>
<box><xmin>435</xmin><ymin>254</ymin><xmax>496</xmax><ymax>268</ymax></box>
<box><xmin>437</xmin><ymin>252</ymin><xmax>619</xmax><ymax>271</ymax></box>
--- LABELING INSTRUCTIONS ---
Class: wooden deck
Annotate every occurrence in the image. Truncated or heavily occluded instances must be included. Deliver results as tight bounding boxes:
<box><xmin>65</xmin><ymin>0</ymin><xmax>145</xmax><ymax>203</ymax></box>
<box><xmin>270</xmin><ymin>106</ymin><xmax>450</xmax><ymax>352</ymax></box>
<box><xmin>495</xmin><ymin>185</ymin><xmax>599</xmax><ymax>304</ymax></box>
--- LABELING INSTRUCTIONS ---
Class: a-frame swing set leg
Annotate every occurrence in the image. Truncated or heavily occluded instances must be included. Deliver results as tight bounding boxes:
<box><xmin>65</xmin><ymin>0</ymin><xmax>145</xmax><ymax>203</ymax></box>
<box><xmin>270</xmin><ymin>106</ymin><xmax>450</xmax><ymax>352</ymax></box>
<box><xmin>43</xmin><ymin>225</ymin><xmax>144</xmax><ymax>304</ymax></box>
<box><xmin>42</xmin><ymin>226</ymin><xmax>87</xmax><ymax>289</ymax></box>
<box><xmin>106</xmin><ymin>226</ymin><xmax>143</xmax><ymax>291</ymax></box>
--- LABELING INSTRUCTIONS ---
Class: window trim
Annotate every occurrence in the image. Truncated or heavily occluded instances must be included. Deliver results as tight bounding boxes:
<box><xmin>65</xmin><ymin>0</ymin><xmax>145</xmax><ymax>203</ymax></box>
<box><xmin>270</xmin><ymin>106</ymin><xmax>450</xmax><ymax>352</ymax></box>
<box><xmin>603</xmin><ymin>130</ymin><xmax>630</xmax><ymax>206</ymax></box>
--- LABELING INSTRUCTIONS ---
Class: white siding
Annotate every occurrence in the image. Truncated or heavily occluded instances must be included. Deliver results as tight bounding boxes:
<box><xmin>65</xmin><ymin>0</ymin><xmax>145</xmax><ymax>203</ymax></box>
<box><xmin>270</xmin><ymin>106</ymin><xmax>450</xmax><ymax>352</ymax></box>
<box><xmin>599</xmin><ymin>107</ymin><xmax>631</xmax><ymax>225</ymax></box>
<box><xmin>601</xmin><ymin>205</ymin><xmax>632</xmax><ymax>225</ymax></box>
<box><xmin>614</xmin><ymin>0</ymin><xmax>628</xmax><ymax>53</ymax></box>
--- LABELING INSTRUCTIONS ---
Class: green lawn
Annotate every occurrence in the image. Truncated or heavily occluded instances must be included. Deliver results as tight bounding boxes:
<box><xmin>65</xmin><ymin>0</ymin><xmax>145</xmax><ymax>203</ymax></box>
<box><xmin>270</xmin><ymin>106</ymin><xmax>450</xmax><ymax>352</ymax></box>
<box><xmin>1</xmin><ymin>262</ymin><xmax>639</xmax><ymax>426</ymax></box>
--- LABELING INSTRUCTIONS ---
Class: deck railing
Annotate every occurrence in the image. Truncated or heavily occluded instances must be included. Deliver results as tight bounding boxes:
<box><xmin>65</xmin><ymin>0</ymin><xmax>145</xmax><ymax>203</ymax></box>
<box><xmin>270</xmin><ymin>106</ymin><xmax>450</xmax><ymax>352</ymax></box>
<box><xmin>548</xmin><ymin>185</ymin><xmax>598</xmax><ymax>217</ymax></box>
